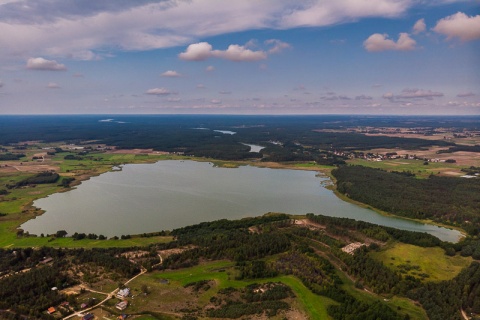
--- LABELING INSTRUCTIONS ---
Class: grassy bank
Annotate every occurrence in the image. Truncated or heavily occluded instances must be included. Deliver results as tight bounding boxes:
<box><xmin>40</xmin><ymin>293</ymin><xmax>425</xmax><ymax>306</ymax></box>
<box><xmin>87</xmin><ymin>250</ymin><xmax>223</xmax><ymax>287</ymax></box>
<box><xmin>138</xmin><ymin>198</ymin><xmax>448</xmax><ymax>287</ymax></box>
<box><xmin>371</xmin><ymin>243</ymin><xmax>472</xmax><ymax>282</ymax></box>
<box><xmin>128</xmin><ymin>260</ymin><xmax>335</xmax><ymax>319</ymax></box>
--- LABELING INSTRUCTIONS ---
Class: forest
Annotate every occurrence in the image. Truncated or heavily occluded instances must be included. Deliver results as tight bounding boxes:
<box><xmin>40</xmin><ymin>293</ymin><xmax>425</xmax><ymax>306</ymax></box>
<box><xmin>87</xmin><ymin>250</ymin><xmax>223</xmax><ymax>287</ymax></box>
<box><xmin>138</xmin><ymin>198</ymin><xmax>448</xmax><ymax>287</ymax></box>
<box><xmin>332</xmin><ymin>165</ymin><xmax>480</xmax><ymax>236</ymax></box>
<box><xmin>0</xmin><ymin>115</ymin><xmax>470</xmax><ymax>162</ymax></box>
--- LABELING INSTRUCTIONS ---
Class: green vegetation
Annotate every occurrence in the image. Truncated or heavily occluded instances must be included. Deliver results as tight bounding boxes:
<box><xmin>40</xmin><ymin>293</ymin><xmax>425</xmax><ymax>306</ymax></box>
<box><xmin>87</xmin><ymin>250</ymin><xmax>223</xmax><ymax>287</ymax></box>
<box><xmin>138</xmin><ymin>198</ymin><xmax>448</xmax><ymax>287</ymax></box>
<box><xmin>0</xmin><ymin>115</ymin><xmax>479</xmax><ymax>319</ymax></box>
<box><xmin>133</xmin><ymin>260</ymin><xmax>335</xmax><ymax>319</ymax></box>
<box><xmin>332</xmin><ymin>165</ymin><xmax>480</xmax><ymax>235</ymax></box>
<box><xmin>371</xmin><ymin>243</ymin><xmax>472</xmax><ymax>281</ymax></box>
<box><xmin>348</xmin><ymin>158</ymin><xmax>463</xmax><ymax>178</ymax></box>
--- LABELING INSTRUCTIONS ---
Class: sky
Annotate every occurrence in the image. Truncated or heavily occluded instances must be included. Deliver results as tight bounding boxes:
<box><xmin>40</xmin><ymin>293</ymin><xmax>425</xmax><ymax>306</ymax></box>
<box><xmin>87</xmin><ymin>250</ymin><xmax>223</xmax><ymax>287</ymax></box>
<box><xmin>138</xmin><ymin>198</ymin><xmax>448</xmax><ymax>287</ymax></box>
<box><xmin>0</xmin><ymin>0</ymin><xmax>479</xmax><ymax>115</ymax></box>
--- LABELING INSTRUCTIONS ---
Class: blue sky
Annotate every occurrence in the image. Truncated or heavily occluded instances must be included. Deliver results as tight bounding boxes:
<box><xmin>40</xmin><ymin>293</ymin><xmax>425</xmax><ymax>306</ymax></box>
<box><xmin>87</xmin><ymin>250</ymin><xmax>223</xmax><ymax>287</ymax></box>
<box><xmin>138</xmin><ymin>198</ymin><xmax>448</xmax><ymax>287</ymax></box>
<box><xmin>0</xmin><ymin>0</ymin><xmax>479</xmax><ymax>115</ymax></box>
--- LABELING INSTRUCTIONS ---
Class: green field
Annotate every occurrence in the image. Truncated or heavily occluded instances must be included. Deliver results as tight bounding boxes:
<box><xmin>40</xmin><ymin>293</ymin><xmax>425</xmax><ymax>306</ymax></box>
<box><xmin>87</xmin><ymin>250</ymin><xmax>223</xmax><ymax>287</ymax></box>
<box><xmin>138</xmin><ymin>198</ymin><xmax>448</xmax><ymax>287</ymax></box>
<box><xmin>347</xmin><ymin>158</ymin><xmax>463</xmax><ymax>178</ymax></box>
<box><xmin>336</xmin><ymin>267</ymin><xmax>428</xmax><ymax>320</ymax></box>
<box><xmin>127</xmin><ymin>260</ymin><xmax>335</xmax><ymax>319</ymax></box>
<box><xmin>371</xmin><ymin>243</ymin><xmax>472</xmax><ymax>281</ymax></box>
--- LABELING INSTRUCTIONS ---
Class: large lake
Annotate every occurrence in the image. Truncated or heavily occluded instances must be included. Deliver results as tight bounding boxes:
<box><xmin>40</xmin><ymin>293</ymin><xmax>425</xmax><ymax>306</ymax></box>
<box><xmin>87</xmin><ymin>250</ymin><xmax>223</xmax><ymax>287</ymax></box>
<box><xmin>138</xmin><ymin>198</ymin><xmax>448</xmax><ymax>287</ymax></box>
<box><xmin>21</xmin><ymin>160</ymin><xmax>461</xmax><ymax>242</ymax></box>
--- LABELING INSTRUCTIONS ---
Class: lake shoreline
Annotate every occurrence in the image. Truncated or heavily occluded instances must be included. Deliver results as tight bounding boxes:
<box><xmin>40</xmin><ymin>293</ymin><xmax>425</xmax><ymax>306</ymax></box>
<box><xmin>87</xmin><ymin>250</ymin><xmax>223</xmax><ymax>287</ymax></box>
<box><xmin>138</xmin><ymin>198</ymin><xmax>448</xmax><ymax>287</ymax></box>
<box><xmin>20</xmin><ymin>157</ymin><xmax>463</xmax><ymax>242</ymax></box>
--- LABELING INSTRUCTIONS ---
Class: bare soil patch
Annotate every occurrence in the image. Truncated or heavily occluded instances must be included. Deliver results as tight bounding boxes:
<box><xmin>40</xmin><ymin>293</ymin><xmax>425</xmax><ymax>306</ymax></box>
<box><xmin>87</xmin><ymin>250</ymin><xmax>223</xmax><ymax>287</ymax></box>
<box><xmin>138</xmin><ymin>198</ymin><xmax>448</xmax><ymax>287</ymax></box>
<box><xmin>158</xmin><ymin>245</ymin><xmax>197</xmax><ymax>259</ymax></box>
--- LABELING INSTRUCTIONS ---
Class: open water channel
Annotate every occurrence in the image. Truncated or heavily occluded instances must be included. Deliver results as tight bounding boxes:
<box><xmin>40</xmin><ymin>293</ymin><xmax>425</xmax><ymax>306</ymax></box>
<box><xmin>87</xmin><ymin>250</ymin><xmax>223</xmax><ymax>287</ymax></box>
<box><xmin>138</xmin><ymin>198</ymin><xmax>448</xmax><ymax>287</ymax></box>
<box><xmin>21</xmin><ymin>160</ymin><xmax>462</xmax><ymax>242</ymax></box>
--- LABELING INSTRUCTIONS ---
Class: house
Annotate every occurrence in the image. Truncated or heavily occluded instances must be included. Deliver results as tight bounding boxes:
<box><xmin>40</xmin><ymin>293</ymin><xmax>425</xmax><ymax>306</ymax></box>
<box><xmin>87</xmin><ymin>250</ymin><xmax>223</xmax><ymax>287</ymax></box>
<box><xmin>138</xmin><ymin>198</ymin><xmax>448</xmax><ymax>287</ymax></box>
<box><xmin>118</xmin><ymin>315</ymin><xmax>128</xmax><ymax>320</ymax></box>
<box><xmin>81</xmin><ymin>313</ymin><xmax>93</xmax><ymax>320</ymax></box>
<box><xmin>82</xmin><ymin>314</ymin><xmax>94</xmax><ymax>320</ymax></box>
<box><xmin>47</xmin><ymin>307</ymin><xmax>56</xmax><ymax>314</ymax></box>
<box><xmin>116</xmin><ymin>288</ymin><xmax>130</xmax><ymax>299</ymax></box>
<box><xmin>80</xmin><ymin>303</ymin><xmax>88</xmax><ymax>309</ymax></box>
<box><xmin>115</xmin><ymin>300</ymin><xmax>128</xmax><ymax>311</ymax></box>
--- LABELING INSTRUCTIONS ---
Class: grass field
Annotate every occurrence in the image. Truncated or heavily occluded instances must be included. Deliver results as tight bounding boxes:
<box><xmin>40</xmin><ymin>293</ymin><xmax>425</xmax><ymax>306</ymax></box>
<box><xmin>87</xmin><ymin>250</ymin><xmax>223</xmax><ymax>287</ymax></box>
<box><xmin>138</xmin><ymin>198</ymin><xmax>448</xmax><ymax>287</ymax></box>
<box><xmin>127</xmin><ymin>260</ymin><xmax>336</xmax><ymax>319</ymax></box>
<box><xmin>371</xmin><ymin>243</ymin><xmax>472</xmax><ymax>282</ymax></box>
<box><xmin>347</xmin><ymin>158</ymin><xmax>465</xmax><ymax>178</ymax></box>
<box><xmin>336</xmin><ymin>267</ymin><xmax>428</xmax><ymax>320</ymax></box>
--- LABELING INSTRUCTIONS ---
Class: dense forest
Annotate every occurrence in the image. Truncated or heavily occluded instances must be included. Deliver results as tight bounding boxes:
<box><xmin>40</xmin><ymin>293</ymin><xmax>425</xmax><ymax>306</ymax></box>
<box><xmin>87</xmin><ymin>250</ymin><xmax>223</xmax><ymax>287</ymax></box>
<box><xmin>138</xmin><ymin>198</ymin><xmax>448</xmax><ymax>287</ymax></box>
<box><xmin>0</xmin><ymin>115</ymin><xmax>469</xmax><ymax>161</ymax></box>
<box><xmin>332</xmin><ymin>165</ymin><xmax>480</xmax><ymax>236</ymax></box>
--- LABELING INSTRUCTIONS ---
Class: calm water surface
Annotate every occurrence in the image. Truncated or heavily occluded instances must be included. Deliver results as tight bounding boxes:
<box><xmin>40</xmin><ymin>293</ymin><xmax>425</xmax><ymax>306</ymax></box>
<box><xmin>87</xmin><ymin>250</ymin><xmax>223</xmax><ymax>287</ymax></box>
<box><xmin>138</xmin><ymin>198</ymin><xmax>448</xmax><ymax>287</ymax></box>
<box><xmin>21</xmin><ymin>161</ymin><xmax>461</xmax><ymax>242</ymax></box>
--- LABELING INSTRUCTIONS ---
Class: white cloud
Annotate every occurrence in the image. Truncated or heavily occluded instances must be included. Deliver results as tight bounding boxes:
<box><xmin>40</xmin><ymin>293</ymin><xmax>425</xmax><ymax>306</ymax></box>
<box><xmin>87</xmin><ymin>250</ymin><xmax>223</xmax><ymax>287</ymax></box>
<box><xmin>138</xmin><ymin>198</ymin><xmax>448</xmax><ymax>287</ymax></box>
<box><xmin>265</xmin><ymin>39</ymin><xmax>291</xmax><ymax>54</ymax></box>
<box><xmin>46</xmin><ymin>82</ymin><xmax>60</xmax><ymax>89</ymax></box>
<box><xmin>210</xmin><ymin>99</ymin><xmax>222</xmax><ymax>104</ymax></box>
<box><xmin>214</xmin><ymin>44</ymin><xmax>267</xmax><ymax>61</ymax></box>
<box><xmin>26</xmin><ymin>57</ymin><xmax>66</xmax><ymax>70</ymax></box>
<box><xmin>433</xmin><ymin>12</ymin><xmax>480</xmax><ymax>41</ymax></box>
<box><xmin>196</xmin><ymin>84</ymin><xmax>205</xmax><ymax>89</ymax></box>
<box><xmin>281</xmin><ymin>0</ymin><xmax>409</xmax><ymax>28</ymax></box>
<box><xmin>161</xmin><ymin>70</ymin><xmax>182</xmax><ymax>77</ymax></box>
<box><xmin>364</xmin><ymin>33</ymin><xmax>416</xmax><ymax>51</ymax></box>
<box><xmin>412</xmin><ymin>18</ymin><xmax>426</xmax><ymax>34</ymax></box>
<box><xmin>0</xmin><ymin>1</ymin><xmax>416</xmax><ymax>62</ymax></box>
<box><xmin>219</xmin><ymin>91</ymin><xmax>231</xmax><ymax>94</ymax></box>
<box><xmin>145</xmin><ymin>87</ymin><xmax>173</xmax><ymax>95</ymax></box>
<box><xmin>179</xmin><ymin>42</ymin><xmax>267</xmax><ymax>62</ymax></box>
<box><xmin>205</xmin><ymin>65</ymin><xmax>215</xmax><ymax>72</ymax></box>
<box><xmin>167</xmin><ymin>97</ymin><xmax>181</xmax><ymax>102</ymax></box>
<box><xmin>178</xmin><ymin>42</ymin><xmax>213</xmax><ymax>61</ymax></box>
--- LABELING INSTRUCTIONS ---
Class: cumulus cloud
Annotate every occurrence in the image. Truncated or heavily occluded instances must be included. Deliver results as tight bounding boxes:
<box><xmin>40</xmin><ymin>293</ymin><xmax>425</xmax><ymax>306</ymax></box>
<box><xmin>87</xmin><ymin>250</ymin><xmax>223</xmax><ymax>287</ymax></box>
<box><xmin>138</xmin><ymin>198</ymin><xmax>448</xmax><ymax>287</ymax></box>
<box><xmin>364</xmin><ymin>33</ymin><xmax>416</xmax><ymax>51</ymax></box>
<box><xmin>46</xmin><ymin>82</ymin><xmax>60</xmax><ymax>89</ymax></box>
<box><xmin>215</xmin><ymin>44</ymin><xmax>267</xmax><ymax>61</ymax></box>
<box><xmin>26</xmin><ymin>57</ymin><xmax>66</xmax><ymax>70</ymax></box>
<box><xmin>457</xmin><ymin>92</ymin><xmax>476</xmax><ymax>97</ymax></box>
<box><xmin>161</xmin><ymin>70</ymin><xmax>182</xmax><ymax>77</ymax></box>
<box><xmin>196</xmin><ymin>84</ymin><xmax>205</xmax><ymax>89</ymax></box>
<box><xmin>433</xmin><ymin>12</ymin><xmax>480</xmax><ymax>41</ymax></box>
<box><xmin>145</xmin><ymin>87</ymin><xmax>173</xmax><ymax>95</ymax></box>
<box><xmin>210</xmin><ymin>99</ymin><xmax>222</xmax><ymax>104</ymax></box>
<box><xmin>205</xmin><ymin>65</ymin><xmax>215</xmax><ymax>72</ymax></box>
<box><xmin>178</xmin><ymin>42</ymin><xmax>213</xmax><ymax>61</ymax></box>
<box><xmin>412</xmin><ymin>18</ymin><xmax>426</xmax><ymax>34</ymax></box>
<box><xmin>179</xmin><ymin>42</ymin><xmax>267</xmax><ymax>62</ymax></box>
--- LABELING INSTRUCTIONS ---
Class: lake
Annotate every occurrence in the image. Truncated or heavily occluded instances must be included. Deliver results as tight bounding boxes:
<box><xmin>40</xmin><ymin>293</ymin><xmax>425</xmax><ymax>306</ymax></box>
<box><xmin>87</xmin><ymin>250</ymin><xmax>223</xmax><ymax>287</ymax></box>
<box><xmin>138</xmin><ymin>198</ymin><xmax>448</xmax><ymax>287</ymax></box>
<box><xmin>21</xmin><ymin>160</ymin><xmax>462</xmax><ymax>242</ymax></box>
